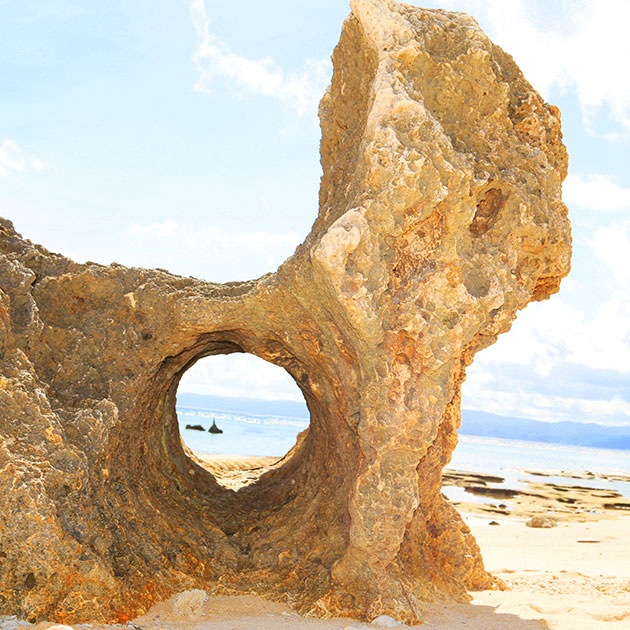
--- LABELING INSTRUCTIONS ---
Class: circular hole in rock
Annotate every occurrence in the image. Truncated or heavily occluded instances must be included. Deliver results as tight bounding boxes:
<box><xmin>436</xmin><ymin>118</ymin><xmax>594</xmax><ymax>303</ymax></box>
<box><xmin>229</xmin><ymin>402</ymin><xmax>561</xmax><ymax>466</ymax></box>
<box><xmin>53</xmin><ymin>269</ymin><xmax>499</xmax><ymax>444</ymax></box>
<box><xmin>175</xmin><ymin>353</ymin><xmax>309</xmax><ymax>490</ymax></box>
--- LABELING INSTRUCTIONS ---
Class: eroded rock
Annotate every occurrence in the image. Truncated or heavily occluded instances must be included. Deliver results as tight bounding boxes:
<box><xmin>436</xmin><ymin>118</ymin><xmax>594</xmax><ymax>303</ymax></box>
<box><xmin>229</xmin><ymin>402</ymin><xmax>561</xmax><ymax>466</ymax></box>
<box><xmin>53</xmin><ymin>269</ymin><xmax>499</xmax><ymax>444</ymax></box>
<box><xmin>0</xmin><ymin>0</ymin><xmax>570</xmax><ymax>624</ymax></box>
<box><xmin>526</xmin><ymin>515</ymin><xmax>559</xmax><ymax>529</ymax></box>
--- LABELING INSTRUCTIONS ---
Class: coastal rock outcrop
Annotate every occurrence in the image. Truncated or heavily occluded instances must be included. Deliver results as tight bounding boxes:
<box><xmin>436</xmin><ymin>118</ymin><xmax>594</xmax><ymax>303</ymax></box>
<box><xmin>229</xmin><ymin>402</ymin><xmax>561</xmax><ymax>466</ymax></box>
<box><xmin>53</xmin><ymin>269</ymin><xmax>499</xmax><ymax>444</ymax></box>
<box><xmin>0</xmin><ymin>0</ymin><xmax>571</xmax><ymax>624</ymax></box>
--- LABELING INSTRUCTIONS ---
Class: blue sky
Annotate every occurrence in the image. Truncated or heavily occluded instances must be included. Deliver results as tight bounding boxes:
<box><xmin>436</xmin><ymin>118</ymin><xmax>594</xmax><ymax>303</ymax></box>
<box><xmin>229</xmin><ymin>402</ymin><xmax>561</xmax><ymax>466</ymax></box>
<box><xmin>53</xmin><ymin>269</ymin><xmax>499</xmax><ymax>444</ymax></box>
<box><xmin>1</xmin><ymin>0</ymin><xmax>629</xmax><ymax>427</ymax></box>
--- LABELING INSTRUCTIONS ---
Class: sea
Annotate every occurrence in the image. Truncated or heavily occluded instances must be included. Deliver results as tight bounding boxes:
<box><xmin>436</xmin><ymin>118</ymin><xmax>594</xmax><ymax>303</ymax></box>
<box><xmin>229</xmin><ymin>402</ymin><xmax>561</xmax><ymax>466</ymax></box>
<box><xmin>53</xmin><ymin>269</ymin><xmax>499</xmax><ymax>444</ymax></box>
<box><xmin>177</xmin><ymin>405</ymin><xmax>630</xmax><ymax>500</ymax></box>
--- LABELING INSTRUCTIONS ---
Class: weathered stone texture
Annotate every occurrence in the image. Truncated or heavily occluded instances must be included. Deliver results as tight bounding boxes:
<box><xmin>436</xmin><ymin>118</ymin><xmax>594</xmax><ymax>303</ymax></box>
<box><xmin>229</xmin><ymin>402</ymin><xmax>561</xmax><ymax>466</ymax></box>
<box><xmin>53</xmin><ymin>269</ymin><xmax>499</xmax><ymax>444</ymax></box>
<box><xmin>0</xmin><ymin>0</ymin><xmax>570</xmax><ymax>624</ymax></box>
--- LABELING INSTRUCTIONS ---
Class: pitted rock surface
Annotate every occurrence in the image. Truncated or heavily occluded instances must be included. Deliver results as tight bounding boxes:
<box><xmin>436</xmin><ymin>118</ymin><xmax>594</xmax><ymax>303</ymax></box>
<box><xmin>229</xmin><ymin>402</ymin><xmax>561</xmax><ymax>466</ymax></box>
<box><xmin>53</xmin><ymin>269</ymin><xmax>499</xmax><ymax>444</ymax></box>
<box><xmin>0</xmin><ymin>0</ymin><xmax>571</xmax><ymax>624</ymax></box>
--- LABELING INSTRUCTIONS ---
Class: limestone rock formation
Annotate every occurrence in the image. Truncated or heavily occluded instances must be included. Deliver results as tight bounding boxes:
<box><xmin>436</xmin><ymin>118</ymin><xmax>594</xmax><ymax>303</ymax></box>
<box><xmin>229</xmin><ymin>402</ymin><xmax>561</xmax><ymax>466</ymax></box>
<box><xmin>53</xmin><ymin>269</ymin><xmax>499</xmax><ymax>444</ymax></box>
<box><xmin>0</xmin><ymin>0</ymin><xmax>570</xmax><ymax>624</ymax></box>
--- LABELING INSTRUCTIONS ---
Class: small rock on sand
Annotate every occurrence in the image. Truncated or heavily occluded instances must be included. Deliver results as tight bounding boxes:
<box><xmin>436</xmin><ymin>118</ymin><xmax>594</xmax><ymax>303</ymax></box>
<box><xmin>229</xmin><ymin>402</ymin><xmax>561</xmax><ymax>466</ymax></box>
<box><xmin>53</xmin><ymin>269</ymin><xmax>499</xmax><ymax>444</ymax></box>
<box><xmin>171</xmin><ymin>589</ymin><xmax>207</xmax><ymax>619</ymax></box>
<box><xmin>0</xmin><ymin>617</ymin><xmax>33</xmax><ymax>630</ymax></box>
<box><xmin>371</xmin><ymin>615</ymin><xmax>402</xmax><ymax>626</ymax></box>
<box><xmin>526</xmin><ymin>515</ymin><xmax>558</xmax><ymax>528</ymax></box>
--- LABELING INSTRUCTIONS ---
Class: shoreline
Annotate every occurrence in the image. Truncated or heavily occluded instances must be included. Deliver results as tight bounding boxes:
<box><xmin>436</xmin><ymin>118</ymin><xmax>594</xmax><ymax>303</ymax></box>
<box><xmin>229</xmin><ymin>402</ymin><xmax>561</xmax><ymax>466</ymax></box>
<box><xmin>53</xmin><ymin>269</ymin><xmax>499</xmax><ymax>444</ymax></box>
<box><xmin>192</xmin><ymin>452</ymin><xmax>630</xmax><ymax>518</ymax></box>
<box><xmin>442</xmin><ymin>468</ymin><xmax>630</xmax><ymax>522</ymax></box>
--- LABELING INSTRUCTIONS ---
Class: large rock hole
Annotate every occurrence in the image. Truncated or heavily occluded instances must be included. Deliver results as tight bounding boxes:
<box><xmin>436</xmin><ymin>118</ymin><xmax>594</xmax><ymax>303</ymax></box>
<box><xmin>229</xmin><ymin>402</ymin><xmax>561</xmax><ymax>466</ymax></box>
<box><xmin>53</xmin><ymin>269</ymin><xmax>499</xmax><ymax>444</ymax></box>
<box><xmin>175</xmin><ymin>353</ymin><xmax>310</xmax><ymax>490</ymax></box>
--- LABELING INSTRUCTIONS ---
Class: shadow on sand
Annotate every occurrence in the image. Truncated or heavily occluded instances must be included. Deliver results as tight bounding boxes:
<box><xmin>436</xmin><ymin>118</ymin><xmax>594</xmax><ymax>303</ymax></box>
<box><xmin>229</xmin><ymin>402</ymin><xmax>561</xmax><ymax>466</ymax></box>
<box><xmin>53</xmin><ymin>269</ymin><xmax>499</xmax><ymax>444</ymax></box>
<box><xmin>421</xmin><ymin>600</ymin><xmax>549</xmax><ymax>630</ymax></box>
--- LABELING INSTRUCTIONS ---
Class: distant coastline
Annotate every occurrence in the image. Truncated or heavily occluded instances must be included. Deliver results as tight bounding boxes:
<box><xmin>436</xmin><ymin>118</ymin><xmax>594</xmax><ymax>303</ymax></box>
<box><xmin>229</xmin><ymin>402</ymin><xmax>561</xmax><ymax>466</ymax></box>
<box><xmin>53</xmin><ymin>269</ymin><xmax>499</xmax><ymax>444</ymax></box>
<box><xmin>459</xmin><ymin>409</ymin><xmax>630</xmax><ymax>451</ymax></box>
<box><xmin>177</xmin><ymin>393</ymin><xmax>630</xmax><ymax>451</ymax></box>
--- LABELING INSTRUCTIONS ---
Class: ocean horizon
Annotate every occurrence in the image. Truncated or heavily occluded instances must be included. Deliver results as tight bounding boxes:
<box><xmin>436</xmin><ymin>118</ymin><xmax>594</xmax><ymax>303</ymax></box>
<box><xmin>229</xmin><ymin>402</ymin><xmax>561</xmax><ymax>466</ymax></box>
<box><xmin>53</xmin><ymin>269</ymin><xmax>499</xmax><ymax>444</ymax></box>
<box><xmin>177</xmin><ymin>405</ymin><xmax>630</xmax><ymax>500</ymax></box>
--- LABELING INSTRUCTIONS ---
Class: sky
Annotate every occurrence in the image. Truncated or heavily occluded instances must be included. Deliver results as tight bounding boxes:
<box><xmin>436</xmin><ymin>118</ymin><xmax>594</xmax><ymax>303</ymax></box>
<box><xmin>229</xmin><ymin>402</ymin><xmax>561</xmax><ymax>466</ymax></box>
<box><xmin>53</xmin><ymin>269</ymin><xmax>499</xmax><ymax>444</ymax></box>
<box><xmin>1</xmin><ymin>0</ymin><xmax>629</xmax><ymax>428</ymax></box>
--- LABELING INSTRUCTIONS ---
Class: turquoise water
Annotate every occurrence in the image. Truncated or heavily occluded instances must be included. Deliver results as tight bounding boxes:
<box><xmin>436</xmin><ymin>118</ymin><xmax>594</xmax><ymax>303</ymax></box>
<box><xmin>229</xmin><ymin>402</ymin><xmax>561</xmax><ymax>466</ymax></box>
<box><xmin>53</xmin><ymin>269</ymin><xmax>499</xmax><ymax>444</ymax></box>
<box><xmin>449</xmin><ymin>434</ymin><xmax>630</xmax><ymax>500</ymax></box>
<box><xmin>450</xmin><ymin>434</ymin><xmax>630</xmax><ymax>476</ymax></box>
<box><xmin>177</xmin><ymin>406</ymin><xmax>308</xmax><ymax>457</ymax></box>
<box><xmin>177</xmin><ymin>406</ymin><xmax>630</xmax><ymax>498</ymax></box>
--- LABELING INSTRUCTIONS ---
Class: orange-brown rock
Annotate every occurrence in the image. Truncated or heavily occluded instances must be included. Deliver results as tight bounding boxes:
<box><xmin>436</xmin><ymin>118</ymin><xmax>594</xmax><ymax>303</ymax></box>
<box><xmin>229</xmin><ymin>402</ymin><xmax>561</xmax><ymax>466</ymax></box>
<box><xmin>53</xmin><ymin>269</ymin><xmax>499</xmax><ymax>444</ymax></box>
<box><xmin>0</xmin><ymin>0</ymin><xmax>571</xmax><ymax>624</ymax></box>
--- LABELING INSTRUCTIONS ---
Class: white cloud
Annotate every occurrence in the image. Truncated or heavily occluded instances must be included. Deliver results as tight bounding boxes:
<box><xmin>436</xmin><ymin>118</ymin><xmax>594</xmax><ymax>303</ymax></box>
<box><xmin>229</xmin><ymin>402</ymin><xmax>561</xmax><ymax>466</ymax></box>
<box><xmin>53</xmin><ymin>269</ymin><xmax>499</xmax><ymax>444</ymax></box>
<box><xmin>471</xmin><ymin>299</ymin><xmax>584</xmax><ymax>377</ymax></box>
<box><xmin>422</xmin><ymin>0</ymin><xmax>630</xmax><ymax>135</ymax></box>
<box><xmin>178</xmin><ymin>353</ymin><xmax>305</xmax><ymax>402</ymax></box>
<box><xmin>564</xmin><ymin>174</ymin><xmax>630</xmax><ymax>212</ymax></box>
<box><xmin>463</xmin><ymin>379</ymin><xmax>630</xmax><ymax>426</ymax></box>
<box><xmin>118</xmin><ymin>219</ymin><xmax>301</xmax><ymax>280</ymax></box>
<box><xmin>463</xmin><ymin>288</ymin><xmax>630</xmax><ymax>424</ymax></box>
<box><xmin>124</xmin><ymin>219</ymin><xmax>301</xmax><ymax>253</ymax></box>
<box><xmin>0</xmin><ymin>139</ymin><xmax>46</xmax><ymax>179</ymax></box>
<box><xmin>569</xmin><ymin>291</ymin><xmax>630</xmax><ymax>372</ymax></box>
<box><xmin>562</xmin><ymin>0</ymin><xmax>630</xmax><ymax>136</ymax></box>
<box><xmin>129</xmin><ymin>219</ymin><xmax>178</xmax><ymax>238</ymax></box>
<box><xmin>593</xmin><ymin>222</ymin><xmax>630</xmax><ymax>286</ymax></box>
<box><xmin>474</xmin><ymin>291</ymin><xmax>630</xmax><ymax>376</ymax></box>
<box><xmin>488</xmin><ymin>0</ymin><xmax>630</xmax><ymax>135</ymax></box>
<box><xmin>190</xmin><ymin>0</ymin><xmax>331</xmax><ymax>118</ymax></box>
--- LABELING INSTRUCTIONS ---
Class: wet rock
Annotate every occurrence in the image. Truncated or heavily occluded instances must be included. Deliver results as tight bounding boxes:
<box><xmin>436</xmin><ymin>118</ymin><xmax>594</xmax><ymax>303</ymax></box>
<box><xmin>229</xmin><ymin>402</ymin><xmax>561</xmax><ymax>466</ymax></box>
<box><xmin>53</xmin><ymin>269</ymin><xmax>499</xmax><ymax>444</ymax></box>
<box><xmin>443</xmin><ymin>471</ymin><xmax>505</xmax><ymax>486</ymax></box>
<box><xmin>0</xmin><ymin>0</ymin><xmax>570</xmax><ymax>625</ymax></box>
<box><xmin>603</xmin><ymin>502</ymin><xmax>630</xmax><ymax>511</ymax></box>
<box><xmin>526</xmin><ymin>515</ymin><xmax>558</xmax><ymax>528</ymax></box>
<box><xmin>208</xmin><ymin>421</ymin><xmax>223</xmax><ymax>434</ymax></box>
<box><xmin>185</xmin><ymin>424</ymin><xmax>204</xmax><ymax>431</ymax></box>
<box><xmin>464</xmin><ymin>486</ymin><xmax>519</xmax><ymax>499</ymax></box>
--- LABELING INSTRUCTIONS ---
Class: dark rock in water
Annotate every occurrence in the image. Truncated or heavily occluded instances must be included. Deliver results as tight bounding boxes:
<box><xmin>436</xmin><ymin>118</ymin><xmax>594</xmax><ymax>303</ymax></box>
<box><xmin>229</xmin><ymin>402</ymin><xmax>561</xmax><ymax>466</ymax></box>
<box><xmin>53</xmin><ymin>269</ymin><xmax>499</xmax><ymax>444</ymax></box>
<box><xmin>208</xmin><ymin>421</ymin><xmax>223</xmax><ymax>434</ymax></box>
<box><xmin>603</xmin><ymin>502</ymin><xmax>630</xmax><ymax>510</ymax></box>
<box><xmin>185</xmin><ymin>424</ymin><xmax>205</xmax><ymax>432</ymax></box>
<box><xmin>464</xmin><ymin>486</ymin><xmax>520</xmax><ymax>499</ymax></box>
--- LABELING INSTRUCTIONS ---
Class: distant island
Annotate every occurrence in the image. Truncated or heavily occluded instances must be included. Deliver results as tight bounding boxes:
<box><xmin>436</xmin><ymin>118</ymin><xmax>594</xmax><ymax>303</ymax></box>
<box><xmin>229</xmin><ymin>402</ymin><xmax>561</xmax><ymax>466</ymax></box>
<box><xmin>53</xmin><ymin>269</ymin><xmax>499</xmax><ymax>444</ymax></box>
<box><xmin>177</xmin><ymin>393</ymin><xmax>630</xmax><ymax>451</ymax></box>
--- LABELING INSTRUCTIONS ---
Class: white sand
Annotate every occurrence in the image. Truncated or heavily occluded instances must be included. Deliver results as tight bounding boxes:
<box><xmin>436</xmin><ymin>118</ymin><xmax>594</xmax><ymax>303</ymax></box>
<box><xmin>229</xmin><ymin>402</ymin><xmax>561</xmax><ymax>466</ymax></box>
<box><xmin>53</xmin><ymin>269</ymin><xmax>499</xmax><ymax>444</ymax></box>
<box><xmin>440</xmin><ymin>514</ymin><xmax>630</xmax><ymax>629</ymax></box>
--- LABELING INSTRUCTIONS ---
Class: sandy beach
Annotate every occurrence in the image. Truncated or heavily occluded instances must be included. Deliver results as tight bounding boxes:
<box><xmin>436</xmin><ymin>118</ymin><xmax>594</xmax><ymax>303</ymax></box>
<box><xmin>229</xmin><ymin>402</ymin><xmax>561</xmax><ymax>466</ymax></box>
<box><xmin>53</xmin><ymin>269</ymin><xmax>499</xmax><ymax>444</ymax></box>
<box><xmin>17</xmin><ymin>455</ymin><xmax>628</xmax><ymax>630</ymax></box>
